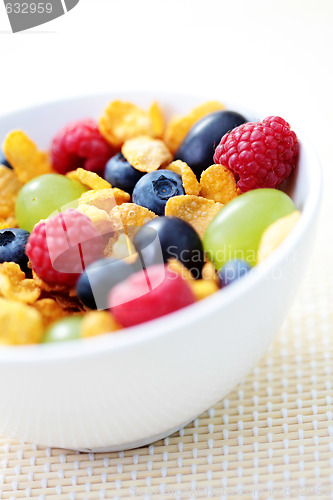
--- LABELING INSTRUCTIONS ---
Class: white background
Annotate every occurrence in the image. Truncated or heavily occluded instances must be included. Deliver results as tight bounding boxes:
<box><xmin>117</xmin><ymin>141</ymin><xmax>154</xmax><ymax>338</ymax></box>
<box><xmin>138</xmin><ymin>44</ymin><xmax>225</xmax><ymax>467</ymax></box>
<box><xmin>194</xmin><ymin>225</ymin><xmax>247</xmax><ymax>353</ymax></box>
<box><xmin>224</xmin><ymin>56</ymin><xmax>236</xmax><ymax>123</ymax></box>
<box><xmin>0</xmin><ymin>0</ymin><xmax>332</xmax><ymax>245</ymax></box>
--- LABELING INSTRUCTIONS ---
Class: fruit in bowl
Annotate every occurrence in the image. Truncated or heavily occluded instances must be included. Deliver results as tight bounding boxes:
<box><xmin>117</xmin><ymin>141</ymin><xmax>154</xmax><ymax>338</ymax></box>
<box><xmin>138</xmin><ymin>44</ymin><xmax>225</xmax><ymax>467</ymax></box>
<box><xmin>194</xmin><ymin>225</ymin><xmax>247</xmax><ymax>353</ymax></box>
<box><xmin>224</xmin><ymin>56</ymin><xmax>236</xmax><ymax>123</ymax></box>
<box><xmin>1</xmin><ymin>99</ymin><xmax>300</xmax><ymax>343</ymax></box>
<box><xmin>0</xmin><ymin>93</ymin><xmax>321</xmax><ymax>451</ymax></box>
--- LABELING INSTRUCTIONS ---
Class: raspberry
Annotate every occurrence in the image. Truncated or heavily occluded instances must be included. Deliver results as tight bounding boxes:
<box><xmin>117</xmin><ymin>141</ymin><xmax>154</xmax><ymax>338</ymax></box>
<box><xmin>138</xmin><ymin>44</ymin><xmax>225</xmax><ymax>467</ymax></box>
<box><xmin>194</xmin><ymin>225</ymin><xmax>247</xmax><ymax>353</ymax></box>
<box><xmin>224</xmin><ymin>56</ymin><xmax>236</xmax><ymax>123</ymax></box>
<box><xmin>213</xmin><ymin>116</ymin><xmax>299</xmax><ymax>193</ymax></box>
<box><xmin>26</xmin><ymin>209</ymin><xmax>103</xmax><ymax>286</ymax></box>
<box><xmin>109</xmin><ymin>264</ymin><xmax>195</xmax><ymax>327</ymax></box>
<box><xmin>51</xmin><ymin>119</ymin><xmax>113</xmax><ymax>175</ymax></box>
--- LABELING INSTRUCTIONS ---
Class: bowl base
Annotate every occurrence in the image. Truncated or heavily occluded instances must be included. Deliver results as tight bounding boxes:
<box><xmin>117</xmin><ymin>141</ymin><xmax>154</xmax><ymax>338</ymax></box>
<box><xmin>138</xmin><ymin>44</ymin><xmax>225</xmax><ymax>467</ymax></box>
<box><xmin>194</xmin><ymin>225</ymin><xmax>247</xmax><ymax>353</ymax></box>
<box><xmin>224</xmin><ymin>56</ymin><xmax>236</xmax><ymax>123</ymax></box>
<box><xmin>77</xmin><ymin>419</ymin><xmax>192</xmax><ymax>453</ymax></box>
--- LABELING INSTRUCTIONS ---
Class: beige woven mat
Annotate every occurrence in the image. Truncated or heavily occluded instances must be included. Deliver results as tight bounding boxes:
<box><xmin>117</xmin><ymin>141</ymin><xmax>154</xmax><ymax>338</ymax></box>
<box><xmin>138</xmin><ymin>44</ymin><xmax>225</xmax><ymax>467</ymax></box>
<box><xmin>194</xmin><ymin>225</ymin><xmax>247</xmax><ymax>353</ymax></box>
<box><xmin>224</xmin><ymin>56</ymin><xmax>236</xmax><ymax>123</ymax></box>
<box><xmin>0</xmin><ymin>220</ymin><xmax>332</xmax><ymax>499</ymax></box>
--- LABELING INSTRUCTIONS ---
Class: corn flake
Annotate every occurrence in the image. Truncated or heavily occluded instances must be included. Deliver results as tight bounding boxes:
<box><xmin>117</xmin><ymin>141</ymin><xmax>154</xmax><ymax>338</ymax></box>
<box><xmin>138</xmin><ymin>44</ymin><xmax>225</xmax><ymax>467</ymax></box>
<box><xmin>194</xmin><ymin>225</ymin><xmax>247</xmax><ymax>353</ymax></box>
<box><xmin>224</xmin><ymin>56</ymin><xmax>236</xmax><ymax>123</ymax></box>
<box><xmin>0</xmin><ymin>297</ymin><xmax>44</xmax><ymax>345</ymax></box>
<box><xmin>109</xmin><ymin>203</ymin><xmax>157</xmax><ymax>234</ymax></box>
<box><xmin>0</xmin><ymin>262</ymin><xmax>41</xmax><ymax>304</ymax></box>
<box><xmin>77</xmin><ymin>204</ymin><xmax>113</xmax><ymax>234</ymax></box>
<box><xmin>0</xmin><ymin>165</ymin><xmax>23</xmax><ymax>220</ymax></box>
<box><xmin>0</xmin><ymin>216</ymin><xmax>18</xmax><ymax>230</ymax></box>
<box><xmin>200</xmin><ymin>164</ymin><xmax>238</xmax><ymax>204</ymax></box>
<box><xmin>164</xmin><ymin>101</ymin><xmax>225</xmax><ymax>153</ymax></box>
<box><xmin>149</xmin><ymin>101</ymin><xmax>164</xmax><ymax>138</ymax></box>
<box><xmin>165</xmin><ymin>195</ymin><xmax>223</xmax><ymax>238</ymax></box>
<box><xmin>202</xmin><ymin>261</ymin><xmax>218</xmax><ymax>283</ymax></box>
<box><xmin>166</xmin><ymin>160</ymin><xmax>200</xmax><ymax>196</ymax></box>
<box><xmin>103</xmin><ymin>233</ymin><xmax>137</xmax><ymax>262</ymax></box>
<box><xmin>33</xmin><ymin>298</ymin><xmax>73</xmax><ymax>328</ymax></box>
<box><xmin>104</xmin><ymin>233</ymin><xmax>137</xmax><ymax>263</ymax></box>
<box><xmin>99</xmin><ymin>100</ymin><xmax>154</xmax><ymax>148</ymax></box>
<box><xmin>112</xmin><ymin>188</ymin><xmax>131</xmax><ymax>205</ymax></box>
<box><xmin>122</xmin><ymin>136</ymin><xmax>172</xmax><ymax>173</ymax></box>
<box><xmin>103</xmin><ymin>233</ymin><xmax>118</xmax><ymax>258</ymax></box>
<box><xmin>166</xmin><ymin>259</ymin><xmax>217</xmax><ymax>299</ymax></box>
<box><xmin>81</xmin><ymin>311</ymin><xmax>121</xmax><ymax>338</ymax></box>
<box><xmin>167</xmin><ymin>258</ymin><xmax>195</xmax><ymax>282</ymax></box>
<box><xmin>78</xmin><ymin>187</ymin><xmax>130</xmax><ymax>213</ymax></box>
<box><xmin>67</xmin><ymin>168</ymin><xmax>111</xmax><ymax>190</ymax></box>
<box><xmin>79</xmin><ymin>189</ymin><xmax>117</xmax><ymax>212</ymax></box>
<box><xmin>3</xmin><ymin>131</ymin><xmax>53</xmax><ymax>184</ymax></box>
<box><xmin>190</xmin><ymin>279</ymin><xmax>219</xmax><ymax>301</ymax></box>
<box><xmin>257</xmin><ymin>211</ymin><xmax>301</xmax><ymax>263</ymax></box>
<box><xmin>32</xmin><ymin>271</ymin><xmax>70</xmax><ymax>294</ymax></box>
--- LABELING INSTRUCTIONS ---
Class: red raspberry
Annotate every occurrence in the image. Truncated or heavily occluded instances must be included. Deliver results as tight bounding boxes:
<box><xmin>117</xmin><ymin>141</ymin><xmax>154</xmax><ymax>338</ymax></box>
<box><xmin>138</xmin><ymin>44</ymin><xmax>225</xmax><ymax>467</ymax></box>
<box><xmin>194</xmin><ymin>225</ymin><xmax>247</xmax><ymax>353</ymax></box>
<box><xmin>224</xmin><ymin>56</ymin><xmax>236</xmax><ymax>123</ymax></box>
<box><xmin>26</xmin><ymin>209</ymin><xmax>103</xmax><ymax>287</ymax></box>
<box><xmin>109</xmin><ymin>264</ymin><xmax>195</xmax><ymax>327</ymax></box>
<box><xmin>213</xmin><ymin>116</ymin><xmax>299</xmax><ymax>193</ymax></box>
<box><xmin>51</xmin><ymin>119</ymin><xmax>113</xmax><ymax>175</ymax></box>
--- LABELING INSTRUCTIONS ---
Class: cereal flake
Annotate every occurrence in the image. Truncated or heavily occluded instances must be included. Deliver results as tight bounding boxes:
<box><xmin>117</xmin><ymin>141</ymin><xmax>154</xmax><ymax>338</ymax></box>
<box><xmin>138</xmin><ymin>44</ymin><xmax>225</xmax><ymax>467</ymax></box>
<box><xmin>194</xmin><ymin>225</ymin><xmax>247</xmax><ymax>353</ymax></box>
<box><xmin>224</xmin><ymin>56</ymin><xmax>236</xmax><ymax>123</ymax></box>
<box><xmin>109</xmin><ymin>203</ymin><xmax>157</xmax><ymax>235</ymax></box>
<box><xmin>257</xmin><ymin>210</ymin><xmax>301</xmax><ymax>262</ymax></box>
<box><xmin>166</xmin><ymin>160</ymin><xmax>200</xmax><ymax>196</ymax></box>
<box><xmin>122</xmin><ymin>136</ymin><xmax>172</xmax><ymax>173</ymax></box>
<box><xmin>200</xmin><ymin>164</ymin><xmax>238</xmax><ymax>204</ymax></box>
<box><xmin>67</xmin><ymin>168</ymin><xmax>111</xmax><ymax>190</ymax></box>
<box><xmin>81</xmin><ymin>311</ymin><xmax>121</xmax><ymax>338</ymax></box>
<box><xmin>99</xmin><ymin>100</ymin><xmax>154</xmax><ymax>147</ymax></box>
<box><xmin>0</xmin><ymin>165</ymin><xmax>23</xmax><ymax>221</ymax></box>
<box><xmin>0</xmin><ymin>298</ymin><xmax>43</xmax><ymax>345</ymax></box>
<box><xmin>0</xmin><ymin>262</ymin><xmax>41</xmax><ymax>304</ymax></box>
<box><xmin>165</xmin><ymin>195</ymin><xmax>223</xmax><ymax>238</ymax></box>
<box><xmin>3</xmin><ymin>131</ymin><xmax>53</xmax><ymax>184</ymax></box>
<box><xmin>149</xmin><ymin>101</ymin><xmax>165</xmax><ymax>138</ymax></box>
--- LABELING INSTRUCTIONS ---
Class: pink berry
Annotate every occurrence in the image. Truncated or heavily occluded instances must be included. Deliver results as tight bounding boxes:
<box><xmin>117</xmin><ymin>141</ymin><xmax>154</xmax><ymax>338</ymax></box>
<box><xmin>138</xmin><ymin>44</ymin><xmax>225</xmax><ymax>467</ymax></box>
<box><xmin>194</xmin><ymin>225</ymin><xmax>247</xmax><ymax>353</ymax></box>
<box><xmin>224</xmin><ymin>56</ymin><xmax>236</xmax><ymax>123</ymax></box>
<box><xmin>213</xmin><ymin>116</ymin><xmax>299</xmax><ymax>193</ymax></box>
<box><xmin>26</xmin><ymin>209</ymin><xmax>103</xmax><ymax>286</ymax></box>
<box><xmin>51</xmin><ymin>119</ymin><xmax>114</xmax><ymax>175</ymax></box>
<box><xmin>109</xmin><ymin>264</ymin><xmax>195</xmax><ymax>327</ymax></box>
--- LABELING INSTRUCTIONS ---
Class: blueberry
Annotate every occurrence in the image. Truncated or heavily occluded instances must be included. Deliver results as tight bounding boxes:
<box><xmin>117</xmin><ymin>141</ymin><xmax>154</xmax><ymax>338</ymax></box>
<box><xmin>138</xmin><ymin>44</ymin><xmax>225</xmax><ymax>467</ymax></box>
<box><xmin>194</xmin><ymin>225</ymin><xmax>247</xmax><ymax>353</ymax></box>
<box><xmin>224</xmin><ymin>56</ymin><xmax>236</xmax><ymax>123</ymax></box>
<box><xmin>132</xmin><ymin>170</ymin><xmax>185</xmax><ymax>215</ymax></box>
<box><xmin>175</xmin><ymin>110</ymin><xmax>247</xmax><ymax>178</ymax></box>
<box><xmin>76</xmin><ymin>257</ymin><xmax>135</xmax><ymax>310</ymax></box>
<box><xmin>104</xmin><ymin>153</ymin><xmax>145</xmax><ymax>194</ymax></box>
<box><xmin>0</xmin><ymin>228</ymin><xmax>30</xmax><ymax>273</ymax></box>
<box><xmin>0</xmin><ymin>150</ymin><xmax>12</xmax><ymax>169</ymax></box>
<box><xmin>218</xmin><ymin>259</ymin><xmax>251</xmax><ymax>287</ymax></box>
<box><xmin>133</xmin><ymin>216</ymin><xmax>204</xmax><ymax>278</ymax></box>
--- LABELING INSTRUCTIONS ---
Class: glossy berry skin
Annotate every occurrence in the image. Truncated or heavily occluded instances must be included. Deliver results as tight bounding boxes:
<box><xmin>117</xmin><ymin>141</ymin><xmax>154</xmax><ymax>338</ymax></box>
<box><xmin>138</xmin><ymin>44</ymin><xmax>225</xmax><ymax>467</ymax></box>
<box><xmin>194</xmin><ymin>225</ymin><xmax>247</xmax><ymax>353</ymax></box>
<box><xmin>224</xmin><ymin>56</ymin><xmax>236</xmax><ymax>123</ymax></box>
<box><xmin>218</xmin><ymin>259</ymin><xmax>251</xmax><ymax>287</ymax></box>
<box><xmin>26</xmin><ymin>209</ymin><xmax>103</xmax><ymax>287</ymax></box>
<box><xmin>42</xmin><ymin>316</ymin><xmax>83</xmax><ymax>343</ymax></box>
<box><xmin>76</xmin><ymin>257</ymin><xmax>135</xmax><ymax>310</ymax></box>
<box><xmin>15</xmin><ymin>174</ymin><xmax>87</xmax><ymax>233</ymax></box>
<box><xmin>0</xmin><ymin>150</ymin><xmax>12</xmax><ymax>169</ymax></box>
<box><xmin>0</xmin><ymin>228</ymin><xmax>30</xmax><ymax>273</ymax></box>
<box><xmin>104</xmin><ymin>153</ymin><xmax>145</xmax><ymax>194</ymax></box>
<box><xmin>175</xmin><ymin>110</ymin><xmax>247</xmax><ymax>178</ymax></box>
<box><xmin>133</xmin><ymin>216</ymin><xmax>204</xmax><ymax>278</ymax></box>
<box><xmin>214</xmin><ymin>116</ymin><xmax>299</xmax><ymax>192</ymax></box>
<box><xmin>109</xmin><ymin>264</ymin><xmax>196</xmax><ymax>328</ymax></box>
<box><xmin>132</xmin><ymin>170</ymin><xmax>185</xmax><ymax>215</ymax></box>
<box><xmin>51</xmin><ymin>119</ymin><xmax>114</xmax><ymax>175</ymax></box>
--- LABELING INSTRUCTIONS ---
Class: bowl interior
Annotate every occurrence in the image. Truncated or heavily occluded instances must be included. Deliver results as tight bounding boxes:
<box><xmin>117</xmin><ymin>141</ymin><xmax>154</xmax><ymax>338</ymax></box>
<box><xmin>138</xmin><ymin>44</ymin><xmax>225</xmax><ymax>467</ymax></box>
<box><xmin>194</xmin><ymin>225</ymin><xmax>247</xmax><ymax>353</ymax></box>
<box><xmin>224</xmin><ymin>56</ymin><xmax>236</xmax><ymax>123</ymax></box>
<box><xmin>0</xmin><ymin>91</ymin><xmax>322</xmax><ymax>361</ymax></box>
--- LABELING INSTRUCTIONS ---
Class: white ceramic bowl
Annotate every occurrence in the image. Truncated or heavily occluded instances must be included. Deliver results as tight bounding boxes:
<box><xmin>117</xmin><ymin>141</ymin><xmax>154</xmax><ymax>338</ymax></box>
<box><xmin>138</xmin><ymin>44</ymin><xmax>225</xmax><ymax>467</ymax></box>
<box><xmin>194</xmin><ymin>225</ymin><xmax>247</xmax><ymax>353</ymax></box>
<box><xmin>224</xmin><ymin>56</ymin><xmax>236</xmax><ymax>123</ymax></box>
<box><xmin>0</xmin><ymin>92</ymin><xmax>321</xmax><ymax>451</ymax></box>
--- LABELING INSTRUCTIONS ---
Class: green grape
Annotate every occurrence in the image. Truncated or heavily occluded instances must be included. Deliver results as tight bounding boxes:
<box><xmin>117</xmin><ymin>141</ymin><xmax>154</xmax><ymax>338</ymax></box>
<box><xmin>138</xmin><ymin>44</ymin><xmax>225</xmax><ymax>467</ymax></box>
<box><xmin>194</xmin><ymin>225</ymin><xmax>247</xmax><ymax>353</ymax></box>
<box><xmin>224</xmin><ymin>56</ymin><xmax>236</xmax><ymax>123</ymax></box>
<box><xmin>203</xmin><ymin>188</ymin><xmax>296</xmax><ymax>269</ymax></box>
<box><xmin>42</xmin><ymin>316</ymin><xmax>83</xmax><ymax>343</ymax></box>
<box><xmin>15</xmin><ymin>174</ymin><xmax>88</xmax><ymax>232</ymax></box>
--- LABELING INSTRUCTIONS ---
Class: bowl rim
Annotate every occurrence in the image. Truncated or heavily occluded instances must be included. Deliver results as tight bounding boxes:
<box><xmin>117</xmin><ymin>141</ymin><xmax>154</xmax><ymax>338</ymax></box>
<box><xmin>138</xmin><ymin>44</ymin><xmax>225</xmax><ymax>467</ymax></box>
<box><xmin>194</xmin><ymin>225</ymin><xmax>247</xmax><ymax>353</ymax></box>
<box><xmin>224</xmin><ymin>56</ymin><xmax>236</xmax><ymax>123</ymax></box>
<box><xmin>0</xmin><ymin>91</ymin><xmax>322</xmax><ymax>363</ymax></box>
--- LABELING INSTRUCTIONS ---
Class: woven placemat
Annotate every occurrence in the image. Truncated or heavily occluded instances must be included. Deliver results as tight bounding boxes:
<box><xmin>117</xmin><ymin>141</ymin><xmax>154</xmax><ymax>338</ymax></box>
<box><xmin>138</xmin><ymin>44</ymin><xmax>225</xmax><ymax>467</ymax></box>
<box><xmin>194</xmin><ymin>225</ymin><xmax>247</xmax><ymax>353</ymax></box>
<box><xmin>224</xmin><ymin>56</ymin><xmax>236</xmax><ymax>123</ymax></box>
<box><xmin>0</xmin><ymin>225</ymin><xmax>332</xmax><ymax>499</ymax></box>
